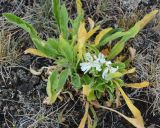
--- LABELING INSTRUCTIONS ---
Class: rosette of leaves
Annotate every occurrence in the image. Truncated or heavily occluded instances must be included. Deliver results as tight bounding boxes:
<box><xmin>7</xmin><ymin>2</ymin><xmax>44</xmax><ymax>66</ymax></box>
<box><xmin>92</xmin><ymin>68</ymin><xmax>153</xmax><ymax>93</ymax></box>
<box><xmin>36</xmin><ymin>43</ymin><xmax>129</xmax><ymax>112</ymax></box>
<box><xmin>3</xmin><ymin>0</ymin><xmax>158</xmax><ymax>127</ymax></box>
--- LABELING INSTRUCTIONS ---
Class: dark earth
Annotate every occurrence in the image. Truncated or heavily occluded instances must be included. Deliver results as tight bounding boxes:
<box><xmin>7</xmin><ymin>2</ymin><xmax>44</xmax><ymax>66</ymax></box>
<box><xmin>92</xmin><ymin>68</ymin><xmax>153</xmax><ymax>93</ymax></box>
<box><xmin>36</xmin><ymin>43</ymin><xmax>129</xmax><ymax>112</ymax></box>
<box><xmin>0</xmin><ymin>0</ymin><xmax>160</xmax><ymax>128</ymax></box>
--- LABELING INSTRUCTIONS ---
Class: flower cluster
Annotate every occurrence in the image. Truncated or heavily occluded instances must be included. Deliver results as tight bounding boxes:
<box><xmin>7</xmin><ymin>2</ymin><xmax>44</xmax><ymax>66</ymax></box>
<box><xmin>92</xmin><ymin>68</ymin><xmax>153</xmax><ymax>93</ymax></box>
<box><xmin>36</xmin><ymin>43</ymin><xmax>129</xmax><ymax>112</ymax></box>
<box><xmin>80</xmin><ymin>52</ymin><xmax>118</xmax><ymax>79</ymax></box>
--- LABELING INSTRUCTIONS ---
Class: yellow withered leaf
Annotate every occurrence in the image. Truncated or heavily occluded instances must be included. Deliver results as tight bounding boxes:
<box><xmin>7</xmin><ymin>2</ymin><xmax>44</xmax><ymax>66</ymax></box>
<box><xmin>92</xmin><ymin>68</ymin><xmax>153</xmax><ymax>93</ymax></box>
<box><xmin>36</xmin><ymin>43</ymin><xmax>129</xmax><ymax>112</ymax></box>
<box><xmin>126</xmin><ymin>81</ymin><xmax>149</xmax><ymax>88</ymax></box>
<box><xmin>76</xmin><ymin>0</ymin><xmax>83</xmax><ymax>16</ymax></box>
<box><xmin>87</xmin><ymin>26</ymin><xmax>100</xmax><ymax>40</ymax></box>
<box><xmin>83</xmin><ymin>85</ymin><xmax>91</xmax><ymax>96</ymax></box>
<box><xmin>78</xmin><ymin>22</ymin><xmax>87</xmax><ymax>44</ymax></box>
<box><xmin>77</xmin><ymin>21</ymin><xmax>99</xmax><ymax>61</ymax></box>
<box><xmin>94</xmin><ymin>28</ymin><xmax>113</xmax><ymax>46</ymax></box>
<box><xmin>117</xmin><ymin>85</ymin><xmax>145</xmax><ymax>128</ymax></box>
<box><xmin>136</xmin><ymin>10</ymin><xmax>158</xmax><ymax>30</ymax></box>
<box><xmin>78</xmin><ymin>102</ymin><xmax>89</xmax><ymax>128</ymax></box>
<box><xmin>88</xmin><ymin>17</ymin><xmax>95</xmax><ymax>30</ymax></box>
<box><xmin>91</xmin><ymin>97</ymin><xmax>145</xmax><ymax>128</ymax></box>
<box><xmin>24</xmin><ymin>48</ymin><xmax>47</xmax><ymax>57</ymax></box>
<box><xmin>77</xmin><ymin>22</ymin><xmax>87</xmax><ymax>60</ymax></box>
<box><xmin>125</xmin><ymin>68</ymin><xmax>136</xmax><ymax>74</ymax></box>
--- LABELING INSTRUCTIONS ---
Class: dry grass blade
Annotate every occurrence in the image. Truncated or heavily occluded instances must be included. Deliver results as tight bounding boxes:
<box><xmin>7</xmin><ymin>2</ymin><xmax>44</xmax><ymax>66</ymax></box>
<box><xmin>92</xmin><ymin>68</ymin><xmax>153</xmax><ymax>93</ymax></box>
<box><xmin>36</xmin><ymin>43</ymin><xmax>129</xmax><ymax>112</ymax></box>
<box><xmin>78</xmin><ymin>102</ymin><xmax>89</xmax><ymax>128</ymax></box>
<box><xmin>87</xmin><ymin>114</ymin><xmax>93</xmax><ymax>128</ymax></box>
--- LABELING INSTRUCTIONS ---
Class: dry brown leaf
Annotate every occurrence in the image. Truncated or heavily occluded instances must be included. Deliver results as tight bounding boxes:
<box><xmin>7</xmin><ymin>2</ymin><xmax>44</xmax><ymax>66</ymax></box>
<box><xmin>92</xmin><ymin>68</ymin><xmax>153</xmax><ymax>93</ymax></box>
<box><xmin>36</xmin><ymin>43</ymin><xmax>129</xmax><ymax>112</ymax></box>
<box><xmin>101</xmin><ymin>48</ymin><xmax>110</xmax><ymax>56</ymax></box>
<box><xmin>29</xmin><ymin>66</ymin><xmax>44</xmax><ymax>75</ymax></box>
<box><xmin>115</xmin><ymin>88</ymin><xmax>122</xmax><ymax>107</ymax></box>
<box><xmin>88</xmin><ymin>114</ymin><xmax>93</xmax><ymax>128</ymax></box>
<box><xmin>88</xmin><ymin>17</ymin><xmax>95</xmax><ymax>30</ymax></box>
<box><xmin>129</xmin><ymin>47</ymin><xmax>136</xmax><ymax>60</ymax></box>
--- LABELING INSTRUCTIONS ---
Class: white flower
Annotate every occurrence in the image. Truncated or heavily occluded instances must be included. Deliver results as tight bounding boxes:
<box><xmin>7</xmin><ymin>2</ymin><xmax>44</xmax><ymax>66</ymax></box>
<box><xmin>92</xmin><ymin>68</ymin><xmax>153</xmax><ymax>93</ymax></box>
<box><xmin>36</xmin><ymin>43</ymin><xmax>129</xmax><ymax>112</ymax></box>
<box><xmin>80</xmin><ymin>52</ymin><xmax>102</xmax><ymax>73</ymax></box>
<box><xmin>97</xmin><ymin>53</ymin><xmax>106</xmax><ymax>64</ymax></box>
<box><xmin>85</xmin><ymin>52</ymin><xmax>93</xmax><ymax>62</ymax></box>
<box><xmin>102</xmin><ymin>67</ymin><xmax>109</xmax><ymax>79</ymax></box>
<box><xmin>102</xmin><ymin>66</ymin><xmax>119</xmax><ymax>79</ymax></box>
<box><xmin>92</xmin><ymin>60</ymin><xmax>102</xmax><ymax>71</ymax></box>
<box><xmin>105</xmin><ymin>61</ymin><xmax>112</xmax><ymax>66</ymax></box>
<box><xmin>110</xmin><ymin>67</ymin><xmax>119</xmax><ymax>73</ymax></box>
<box><xmin>80</xmin><ymin>52</ymin><xmax>118</xmax><ymax>75</ymax></box>
<box><xmin>80</xmin><ymin>62</ymin><xmax>92</xmax><ymax>74</ymax></box>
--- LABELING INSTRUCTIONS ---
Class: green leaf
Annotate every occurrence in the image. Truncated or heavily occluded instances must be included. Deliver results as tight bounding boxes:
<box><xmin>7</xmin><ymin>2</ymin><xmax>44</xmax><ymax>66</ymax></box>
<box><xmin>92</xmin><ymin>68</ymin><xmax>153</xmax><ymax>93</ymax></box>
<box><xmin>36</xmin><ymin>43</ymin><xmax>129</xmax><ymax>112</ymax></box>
<box><xmin>81</xmin><ymin>75</ymin><xmax>92</xmax><ymax>85</ymax></box>
<box><xmin>44</xmin><ymin>69</ymin><xmax>69</xmax><ymax>105</ymax></box>
<box><xmin>108</xmin><ymin>72</ymin><xmax>123</xmax><ymax>79</ymax></box>
<box><xmin>94</xmin><ymin>83</ymin><xmax>106</xmax><ymax>93</ymax></box>
<box><xmin>111</xmin><ymin>62</ymin><xmax>126</xmax><ymax>69</ymax></box>
<box><xmin>44</xmin><ymin>70</ymin><xmax>59</xmax><ymax>104</ymax></box>
<box><xmin>107</xmin><ymin>89</ymin><xmax>115</xmax><ymax>102</ymax></box>
<box><xmin>76</xmin><ymin>0</ymin><xmax>83</xmax><ymax>16</ymax></box>
<box><xmin>3</xmin><ymin>13</ymin><xmax>41</xmax><ymax>48</ymax></box>
<box><xmin>59</xmin><ymin>37</ymin><xmax>74</xmax><ymax>64</ymax></box>
<box><xmin>52</xmin><ymin>0</ymin><xmax>61</xmax><ymax>28</ymax></box>
<box><xmin>108</xmin><ymin>39</ymin><xmax>126</xmax><ymax>59</ymax></box>
<box><xmin>86</xmin><ymin>44</ymin><xmax>99</xmax><ymax>55</ymax></box>
<box><xmin>71</xmin><ymin>72</ymin><xmax>82</xmax><ymax>89</ymax></box>
<box><xmin>59</xmin><ymin>5</ymin><xmax>69</xmax><ymax>39</ymax></box>
<box><xmin>87</xmin><ymin>90</ymin><xmax>96</xmax><ymax>101</ymax></box>
<box><xmin>32</xmin><ymin>38</ymin><xmax>58</xmax><ymax>58</ymax></box>
<box><xmin>95</xmin><ymin>91</ymin><xmax>103</xmax><ymax>99</ymax></box>
<box><xmin>54</xmin><ymin>58</ymin><xmax>70</xmax><ymax>67</ymax></box>
<box><xmin>3</xmin><ymin>13</ymin><xmax>38</xmax><ymax>38</ymax></box>
<box><xmin>116</xmin><ymin>79</ymin><xmax>125</xmax><ymax>86</ymax></box>
<box><xmin>107</xmin><ymin>81</ymin><xmax>115</xmax><ymax>93</ymax></box>
<box><xmin>57</xmin><ymin>69</ymin><xmax>70</xmax><ymax>90</ymax></box>
<box><xmin>70</xmin><ymin>0</ymin><xmax>84</xmax><ymax>39</ymax></box>
<box><xmin>52</xmin><ymin>0</ymin><xmax>69</xmax><ymax>39</ymax></box>
<box><xmin>108</xmin><ymin>10</ymin><xmax>158</xmax><ymax>59</ymax></box>
<box><xmin>49</xmin><ymin>70</ymin><xmax>59</xmax><ymax>91</ymax></box>
<box><xmin>46</xmin><ymin>38</ymin><xmax>59</xmax><ymax>52</ymax></box>
<box><xmin>99</xmin><ymin>31</ymin><xmax>125</xmax><ymax>47</ymax></box>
